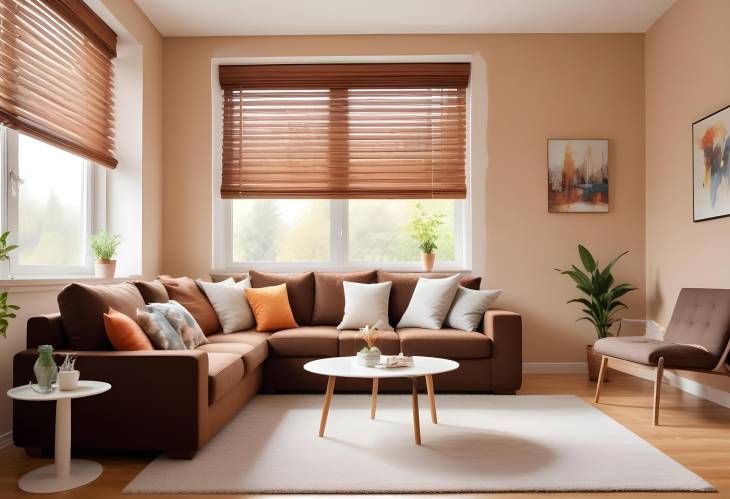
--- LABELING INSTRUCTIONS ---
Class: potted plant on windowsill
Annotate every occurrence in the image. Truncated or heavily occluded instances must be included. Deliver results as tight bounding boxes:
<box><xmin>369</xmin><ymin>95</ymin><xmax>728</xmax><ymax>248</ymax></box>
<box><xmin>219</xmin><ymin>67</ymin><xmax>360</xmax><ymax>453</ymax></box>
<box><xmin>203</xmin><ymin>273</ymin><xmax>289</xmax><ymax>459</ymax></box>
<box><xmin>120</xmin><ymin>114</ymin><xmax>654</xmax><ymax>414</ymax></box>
<box><xmin>90</xmin><ymin>231</ymin><xmax>121</xmax><ymax>279</ymax></box>
<box><xmin>555</xmin><ymin>245</ymin><xmax>637</xmax><ymax>381</ymax></box>
<box><xmin>409</xmin><ymin>203</ymin><xmax>445</xmax><ymax>272</ymax></box>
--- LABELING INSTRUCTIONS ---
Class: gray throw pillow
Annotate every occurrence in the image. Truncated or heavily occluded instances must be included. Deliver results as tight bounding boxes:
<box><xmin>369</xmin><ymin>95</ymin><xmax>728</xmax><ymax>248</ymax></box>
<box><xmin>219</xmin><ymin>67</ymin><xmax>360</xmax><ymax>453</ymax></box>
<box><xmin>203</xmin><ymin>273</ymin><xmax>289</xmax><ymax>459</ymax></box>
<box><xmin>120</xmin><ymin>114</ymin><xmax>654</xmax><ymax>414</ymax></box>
<box><xmin>136</xmin><ymin>309</ymin><xmax>187</xmax><ymax>350</ymax></box>
<box><xmin>445</xmin><ymin>287</ymin><xmax>503</xmax><ymax>331</ymax></box>
<box><xmin>397</xmin><ymin>274</ymin><xmax>461</xmax><ymax>330</ymax></box>
<box><xmin>147</xmin><ymin>300</ymin><xmax>209</xmax><ymax>349</ymax></box>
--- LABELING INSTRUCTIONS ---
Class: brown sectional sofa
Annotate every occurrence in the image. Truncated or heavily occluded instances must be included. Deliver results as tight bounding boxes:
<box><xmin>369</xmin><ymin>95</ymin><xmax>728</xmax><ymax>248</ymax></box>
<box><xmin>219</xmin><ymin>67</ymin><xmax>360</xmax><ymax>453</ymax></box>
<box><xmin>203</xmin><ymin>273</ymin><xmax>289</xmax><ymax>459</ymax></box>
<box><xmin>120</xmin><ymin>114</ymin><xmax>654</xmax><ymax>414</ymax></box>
<box><xmin>13</xmin><ymin>270</ymin><xmax>522</xmax><ymax>459</ymax></box>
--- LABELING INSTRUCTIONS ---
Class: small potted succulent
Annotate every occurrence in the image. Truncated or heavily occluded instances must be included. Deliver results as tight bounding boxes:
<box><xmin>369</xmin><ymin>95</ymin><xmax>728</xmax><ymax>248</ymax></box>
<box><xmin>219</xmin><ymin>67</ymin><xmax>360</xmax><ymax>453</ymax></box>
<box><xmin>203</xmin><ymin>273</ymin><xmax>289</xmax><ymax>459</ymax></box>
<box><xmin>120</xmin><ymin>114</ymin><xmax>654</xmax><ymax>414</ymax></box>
<box><xmin>90</xmin><ymin>231</ymin><xmax>121</xmax><ymax>279</ymax></box>
<box><xmin>58</xmin><ymin>354</ymin><xmax>79</xmax><ymax>391</ymax></box>
<box><xmin>409</xmin><ymin>203</ymin><xmax>445</xmax><ymax>272</ymax></box>
<box><xmin>357</xmin><ymin>324</ymin><xmax>382</xmax><ymax>367</ymax></box>
<box><xmin>556</xmin><ymin>245</ymin><xmax>637</xmax><ymax>381</ymax></box>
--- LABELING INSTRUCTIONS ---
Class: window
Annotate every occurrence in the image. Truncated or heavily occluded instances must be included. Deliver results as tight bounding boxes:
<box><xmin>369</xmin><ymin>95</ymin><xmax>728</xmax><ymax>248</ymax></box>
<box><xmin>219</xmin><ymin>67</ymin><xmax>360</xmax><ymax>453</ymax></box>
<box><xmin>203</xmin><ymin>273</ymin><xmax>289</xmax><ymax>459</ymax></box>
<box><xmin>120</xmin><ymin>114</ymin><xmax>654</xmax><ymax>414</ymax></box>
<box><xmin>0</xmin><ymin>126</ymin><xmax>98</xmax><ymax>277</ymax></box>
<box><xmin>216</xmin><ymin>62</ymin><xmax>470</xmax><ymax>271</ymax></box>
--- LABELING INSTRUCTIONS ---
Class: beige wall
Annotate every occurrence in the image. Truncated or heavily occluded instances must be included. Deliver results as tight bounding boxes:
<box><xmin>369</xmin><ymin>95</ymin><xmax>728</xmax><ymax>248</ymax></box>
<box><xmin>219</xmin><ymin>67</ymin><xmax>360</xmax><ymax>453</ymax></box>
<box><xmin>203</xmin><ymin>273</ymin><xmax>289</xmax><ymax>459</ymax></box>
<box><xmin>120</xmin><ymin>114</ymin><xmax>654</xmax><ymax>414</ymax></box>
<box><xmin>645</xmin><ymin>0</ymin><xmax>730</xmax><ymax>390</ymax></box>
<box><xmin>162</xmin><ymin>33</ymin><xmax>646</xmax><ymax>364</ymax></box>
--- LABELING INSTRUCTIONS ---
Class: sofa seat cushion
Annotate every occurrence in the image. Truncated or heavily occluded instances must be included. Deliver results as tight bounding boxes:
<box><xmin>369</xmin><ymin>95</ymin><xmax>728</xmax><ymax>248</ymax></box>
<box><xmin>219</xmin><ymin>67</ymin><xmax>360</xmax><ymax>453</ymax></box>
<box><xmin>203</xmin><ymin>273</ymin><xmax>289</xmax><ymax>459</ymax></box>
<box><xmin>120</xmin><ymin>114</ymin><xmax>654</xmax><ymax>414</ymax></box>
<box><xmin>338</xmin><ymin>330</ymin><xmax>400</xmax><ymax>356</ymax></box>
<box><xmin>397</xmin><ymin>328</ymin><xmax>492</xmax><ymax>359</ymax></box>
<box><xmin>268</xmin><ymin>327</ymin><xmax>339</xmax><ymax>357</ymax></box>
<box><xmin>207</xmin><ymin>352</ymin><xmax>245</xmax><ymax>404</ymax></box>
<box><xmin>594</xmin><ymin>336</ymin><xmax>718</xmax><ymax>369</ymax></box>
<box><xmin>197</xmin><ymin>342</ymin><xmax>268</xmax><ymax>374</ymax></box>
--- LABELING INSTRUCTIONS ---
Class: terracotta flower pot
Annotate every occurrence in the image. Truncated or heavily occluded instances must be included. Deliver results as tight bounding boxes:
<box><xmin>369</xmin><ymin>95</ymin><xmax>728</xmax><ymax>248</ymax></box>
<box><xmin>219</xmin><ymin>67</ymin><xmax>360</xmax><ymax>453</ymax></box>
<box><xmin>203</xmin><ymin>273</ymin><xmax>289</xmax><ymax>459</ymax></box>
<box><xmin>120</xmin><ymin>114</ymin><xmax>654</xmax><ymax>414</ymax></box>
<box><xmin>421</xmin><ymin>252</ymin><xmax>436</xmax><ymax>272</ymax></box>
<box><xmin>95</xmin><ymin>259</ymin><xmax>116</xmax><ymax>279</ymax></box>
<box><xmin>587</xmin><ymin>344</ymin><xmax>609</xmax><ymax>382</ymax></box>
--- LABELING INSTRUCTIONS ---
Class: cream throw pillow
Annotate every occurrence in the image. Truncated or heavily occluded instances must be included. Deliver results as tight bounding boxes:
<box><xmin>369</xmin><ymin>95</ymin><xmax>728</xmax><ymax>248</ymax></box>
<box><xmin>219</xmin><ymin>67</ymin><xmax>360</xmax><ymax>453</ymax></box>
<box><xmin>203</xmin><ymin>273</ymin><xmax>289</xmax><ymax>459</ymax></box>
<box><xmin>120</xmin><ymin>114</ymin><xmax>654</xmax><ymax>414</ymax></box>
<box><xmin>397</xmin><ymin>274</ymin><xmax>461</xmax><ymax>329</ymax></box>
<box><xmin>337</xmin><ymin>281</ymin><xmax>393</xmax><ymax>331</ymax></box>
<box><xmin>197</xmin><ymin>277</ymin><xmax>255</xmax><ymax>333</ymax></box>
<box><xmin>445</xmin><ymin>286</ymin><xmax>503</xmax><ymax>331</ymax></box>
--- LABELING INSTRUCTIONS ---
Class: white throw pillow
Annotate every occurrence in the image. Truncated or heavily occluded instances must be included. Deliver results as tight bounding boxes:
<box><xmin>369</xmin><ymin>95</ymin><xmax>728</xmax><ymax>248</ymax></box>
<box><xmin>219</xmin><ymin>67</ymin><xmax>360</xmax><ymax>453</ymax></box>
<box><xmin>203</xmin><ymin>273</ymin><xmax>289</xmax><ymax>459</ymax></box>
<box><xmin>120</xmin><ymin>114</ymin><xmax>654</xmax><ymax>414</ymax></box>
<box><xmin>337</xmin><ymin>281</ymin><xmax>393</xmax><ymax>331</ymax></box>
<box><xmin>397</xmin><ymin>274</ymin><xmax>461</xmax><ymax>329</ymax></box>
<box><xmin>197</xmin><ymin>277</ymin><xmax>255</xmax><ymax>333</ymax></box>
<box><xmin>444</xmin><ymin>286</ymin><xmax>503</xmax><ymax>331</ymax></box>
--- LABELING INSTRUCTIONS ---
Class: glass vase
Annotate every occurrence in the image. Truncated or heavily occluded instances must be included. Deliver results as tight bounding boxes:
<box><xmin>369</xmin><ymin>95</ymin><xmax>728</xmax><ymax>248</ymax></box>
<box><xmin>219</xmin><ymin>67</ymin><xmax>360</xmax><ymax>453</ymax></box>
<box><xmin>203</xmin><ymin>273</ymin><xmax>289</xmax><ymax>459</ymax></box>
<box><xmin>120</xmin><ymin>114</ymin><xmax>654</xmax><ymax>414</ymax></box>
<box><xmin>33</xmin><ymin>345</ymin><xmax>58</xmax><ymax>392</ymax></box>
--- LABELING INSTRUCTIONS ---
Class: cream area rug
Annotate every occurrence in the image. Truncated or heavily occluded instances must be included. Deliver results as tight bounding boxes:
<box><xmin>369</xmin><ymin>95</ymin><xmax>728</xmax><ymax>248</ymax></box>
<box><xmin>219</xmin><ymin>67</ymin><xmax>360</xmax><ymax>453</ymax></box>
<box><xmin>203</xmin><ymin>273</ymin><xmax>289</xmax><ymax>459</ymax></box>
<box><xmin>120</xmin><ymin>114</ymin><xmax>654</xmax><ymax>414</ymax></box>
<box><xmin>124</xmin><ymin>394</ymin><xmax>713</xmax><ymax>494</ymax></box>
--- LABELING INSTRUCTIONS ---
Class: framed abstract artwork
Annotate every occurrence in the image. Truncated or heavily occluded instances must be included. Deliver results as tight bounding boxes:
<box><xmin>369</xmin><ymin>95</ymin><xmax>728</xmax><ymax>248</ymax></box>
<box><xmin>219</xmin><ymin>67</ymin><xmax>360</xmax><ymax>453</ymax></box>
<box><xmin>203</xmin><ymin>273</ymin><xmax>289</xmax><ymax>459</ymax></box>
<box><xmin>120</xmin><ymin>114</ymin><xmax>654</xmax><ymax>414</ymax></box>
<box><xmin>693</xmin><ymin>105</ymin><xmax>730</xmax><ymax>222</ymax></box>
<box><xmin>547</xmin><ymin>139</ymin><xmax>608</xmax><ymax>213</ymax></box>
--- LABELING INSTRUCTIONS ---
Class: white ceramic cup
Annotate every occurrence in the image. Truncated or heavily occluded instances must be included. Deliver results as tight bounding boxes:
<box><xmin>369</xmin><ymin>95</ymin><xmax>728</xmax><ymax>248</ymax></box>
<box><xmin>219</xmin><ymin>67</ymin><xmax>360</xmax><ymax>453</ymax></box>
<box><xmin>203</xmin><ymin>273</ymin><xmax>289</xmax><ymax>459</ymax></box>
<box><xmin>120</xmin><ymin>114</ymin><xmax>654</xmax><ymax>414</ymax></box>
<box><xmin>58</xmin><ymin>370</ymin><xmax>80</xmax><ymax>391</ymax></box>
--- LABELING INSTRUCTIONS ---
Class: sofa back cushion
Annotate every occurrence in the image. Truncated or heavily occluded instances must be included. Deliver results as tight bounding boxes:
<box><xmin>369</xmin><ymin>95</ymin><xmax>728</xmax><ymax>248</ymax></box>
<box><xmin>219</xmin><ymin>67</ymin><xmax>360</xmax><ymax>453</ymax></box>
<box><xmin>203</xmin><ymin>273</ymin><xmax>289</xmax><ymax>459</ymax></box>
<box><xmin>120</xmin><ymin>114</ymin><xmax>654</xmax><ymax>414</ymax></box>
<box><xmin>158</xmin><ymin>276</ymin><xmax>221</xmax><ymax>336</ymax></box>
<box><xmin>131</xmin><ymin>279</ymin><xmax>169</xmax><ymax>304</ymax></box>
<box><xmin>377</xmin><ymin>271</ymin><xmax>482</xmax><ymax>327</ymax></box>
<box><xmin>249</xmin><ymin>271</ymin><xmax>314</xmax><ymax>326</ymax></box>
<box><xmin>58</xmin><ymin>282</ymin><xmax>146</xmax><ymax>350</ymax></box>
<box><xmin>311</xmin><ymin>271</ymin><xmax>377</xmax><ymax>326</ymax></box>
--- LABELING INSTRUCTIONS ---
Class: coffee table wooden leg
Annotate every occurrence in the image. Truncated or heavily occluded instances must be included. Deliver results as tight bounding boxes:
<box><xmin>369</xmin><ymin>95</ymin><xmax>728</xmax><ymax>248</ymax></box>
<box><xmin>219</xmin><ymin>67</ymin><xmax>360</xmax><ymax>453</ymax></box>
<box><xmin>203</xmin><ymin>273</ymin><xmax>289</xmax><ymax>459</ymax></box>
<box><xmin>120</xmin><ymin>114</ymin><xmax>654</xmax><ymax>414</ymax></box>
<box><xmin>319</xmin><ymin>376</ymin><xmax>336</xmax><ymax>437</ymax></box>
<box><xmin>370</xmin><ymin>378</ymin><xmax>379</xmax><ymax>419</ymax></box>
<box><xmin>425</xmin><ymin>374</ymin><xmax>437</xmax><ymax>424</ymax></box>
<box><xmin>411</xmin><ymin>378</ymin><xmax>421</xmax><ymax>445</ymax></box>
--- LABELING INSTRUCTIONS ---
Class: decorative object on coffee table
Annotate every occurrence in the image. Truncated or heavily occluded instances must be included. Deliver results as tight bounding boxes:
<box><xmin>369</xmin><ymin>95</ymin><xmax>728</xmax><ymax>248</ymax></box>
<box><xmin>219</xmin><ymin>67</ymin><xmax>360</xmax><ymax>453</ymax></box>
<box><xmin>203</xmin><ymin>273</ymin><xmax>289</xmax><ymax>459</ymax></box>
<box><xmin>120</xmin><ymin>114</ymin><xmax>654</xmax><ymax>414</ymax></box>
<box><xmin>409</xmin><ymin>202</ymin><xmax>445</xmax><ymax>271</ymax></box>
<box><xmin>304</xmin><ymin>356</ymin><xmax>459</xmax><ymax>445</ymax></box>
<box><xmin>356</xmin><ymin>324</ymin><xmax>381</xmax><ymax>366</ymax></box>
<box><xmin>692</xmin><ymin>104</ymin><xmax>730</xmax><ymax>222</ymax></box>
<box><xmin>7</xmin><ymin>380</ymin><xmax>111</xmax><ymax>493</ymax></box>
<box><xmin>90</xmin><ymin>230</ymin><xmax>121</xmax><ymax>278</ymax></box>
<box><xmin>555</xmin><ymin>244</ymin><xmax>636</xmax><ymax>381</ymax></box>
<box><xmin>33</xmin><ymin>345</ymin><xmax>58</xmax><ymax>393</ymax></box>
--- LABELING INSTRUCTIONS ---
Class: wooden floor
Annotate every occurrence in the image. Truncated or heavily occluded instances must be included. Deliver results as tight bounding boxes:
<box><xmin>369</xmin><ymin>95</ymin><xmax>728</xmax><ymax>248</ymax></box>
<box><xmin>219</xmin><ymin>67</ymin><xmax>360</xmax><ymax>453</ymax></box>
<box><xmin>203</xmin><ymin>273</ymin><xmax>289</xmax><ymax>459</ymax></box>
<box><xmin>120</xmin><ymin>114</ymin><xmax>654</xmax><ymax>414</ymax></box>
<box><xmin>1</xmin><ymin>371</ymin><xmax>729</xmax><ymax>498</ymax></box>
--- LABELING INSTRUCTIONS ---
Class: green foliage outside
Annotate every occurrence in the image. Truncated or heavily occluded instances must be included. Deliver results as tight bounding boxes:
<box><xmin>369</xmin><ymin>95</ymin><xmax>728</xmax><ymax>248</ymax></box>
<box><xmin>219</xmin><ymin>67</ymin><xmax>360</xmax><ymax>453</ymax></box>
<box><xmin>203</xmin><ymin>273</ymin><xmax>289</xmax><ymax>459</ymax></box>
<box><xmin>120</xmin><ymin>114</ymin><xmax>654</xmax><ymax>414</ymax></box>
<box><xmin>555</xmin><ymin>244</ymin><xmax>637</xmax><ymax>339</ymax></box>
<box><xmin>231</xmin><ymin>199</ymin><xmax>456</xmax><ymax>263</ymax></box>
<box><xmin>408</xmin><ymin>202</ymin><xmax>446</xmax><ymax>254</ymax></box>
<box><xmin>90</xmin><ymin>231</ymin><xmax>121</xmax><ymax>261</ymax></box>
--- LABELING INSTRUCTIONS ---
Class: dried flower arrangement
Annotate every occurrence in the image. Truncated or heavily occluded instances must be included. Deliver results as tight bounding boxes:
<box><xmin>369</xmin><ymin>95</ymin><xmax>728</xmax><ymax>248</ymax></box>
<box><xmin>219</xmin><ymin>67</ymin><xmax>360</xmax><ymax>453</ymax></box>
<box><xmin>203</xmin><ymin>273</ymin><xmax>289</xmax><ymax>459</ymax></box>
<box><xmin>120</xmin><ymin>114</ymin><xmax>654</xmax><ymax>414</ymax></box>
<box><xmin>358</xmin><ymin>323</ymin><xmax>381</xmax><ymax>352</ymax></box>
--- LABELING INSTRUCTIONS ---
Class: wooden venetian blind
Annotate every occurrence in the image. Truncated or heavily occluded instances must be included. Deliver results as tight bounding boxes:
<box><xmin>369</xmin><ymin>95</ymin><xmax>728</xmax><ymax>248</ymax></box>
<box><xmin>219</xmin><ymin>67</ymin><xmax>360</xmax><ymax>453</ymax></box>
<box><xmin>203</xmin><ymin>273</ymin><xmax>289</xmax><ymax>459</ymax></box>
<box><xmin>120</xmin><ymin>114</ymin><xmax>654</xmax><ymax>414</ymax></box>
<box><xmin>0</xmin><ymin>0</ymin><xmax>117</xmax><ymax>168</ymax></box>
<box><xmin>219</xmin><ymin>63</ymin><xmax>469</xmax><ymax>199</ymax></box>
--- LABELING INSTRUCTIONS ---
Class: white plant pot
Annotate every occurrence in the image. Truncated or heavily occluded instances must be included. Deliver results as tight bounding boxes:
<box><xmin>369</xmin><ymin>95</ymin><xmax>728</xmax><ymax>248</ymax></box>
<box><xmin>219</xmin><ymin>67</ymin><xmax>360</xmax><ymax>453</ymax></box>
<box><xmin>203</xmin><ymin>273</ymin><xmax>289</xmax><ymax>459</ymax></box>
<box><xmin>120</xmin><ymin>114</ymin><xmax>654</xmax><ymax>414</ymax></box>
<box><xmin>95</xmin><ymin>260</ymin><xmax>116</xmax><ymax>279</ymax></box>
<box><xmin>357</xmin><ymin>348</ymin><xmax>381</xmax><ymax>367</ymax></box>
<box><xmin>58</xmin><ymin>370</ymin><xmax>80</xmax><ymax>391</ymax></box>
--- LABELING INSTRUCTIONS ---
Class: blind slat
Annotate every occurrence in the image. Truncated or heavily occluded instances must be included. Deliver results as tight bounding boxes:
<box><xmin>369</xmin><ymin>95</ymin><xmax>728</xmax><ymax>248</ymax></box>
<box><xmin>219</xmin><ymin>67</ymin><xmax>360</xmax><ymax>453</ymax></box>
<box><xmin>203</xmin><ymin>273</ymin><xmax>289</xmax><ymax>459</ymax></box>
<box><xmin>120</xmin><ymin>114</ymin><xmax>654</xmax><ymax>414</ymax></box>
<box><xmin>0</xmin><ymin>0</ymin><xmax>116</xmax><ymax>168</ymax></box>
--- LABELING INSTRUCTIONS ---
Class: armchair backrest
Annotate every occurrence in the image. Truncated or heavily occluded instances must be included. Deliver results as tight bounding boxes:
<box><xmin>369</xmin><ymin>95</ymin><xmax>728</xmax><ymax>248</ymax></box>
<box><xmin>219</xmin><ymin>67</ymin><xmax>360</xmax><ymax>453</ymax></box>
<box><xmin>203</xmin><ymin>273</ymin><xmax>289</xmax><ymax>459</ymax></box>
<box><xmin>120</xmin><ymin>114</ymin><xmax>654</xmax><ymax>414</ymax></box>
<box><xmin>665</xmin><ymin>288</ymin><xmax>730</xmax><ymax>361</ymax></box>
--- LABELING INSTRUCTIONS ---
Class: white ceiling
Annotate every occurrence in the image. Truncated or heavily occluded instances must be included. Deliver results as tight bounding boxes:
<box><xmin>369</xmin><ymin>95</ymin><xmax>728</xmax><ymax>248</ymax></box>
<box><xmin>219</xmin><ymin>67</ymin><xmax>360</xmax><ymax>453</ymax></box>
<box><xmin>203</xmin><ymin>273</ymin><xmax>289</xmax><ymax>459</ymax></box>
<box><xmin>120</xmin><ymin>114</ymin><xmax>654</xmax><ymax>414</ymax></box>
<box><xmin>134</xmin><ymin>0</ymin><xmax>675</xmax><ymax>37</ymax></box>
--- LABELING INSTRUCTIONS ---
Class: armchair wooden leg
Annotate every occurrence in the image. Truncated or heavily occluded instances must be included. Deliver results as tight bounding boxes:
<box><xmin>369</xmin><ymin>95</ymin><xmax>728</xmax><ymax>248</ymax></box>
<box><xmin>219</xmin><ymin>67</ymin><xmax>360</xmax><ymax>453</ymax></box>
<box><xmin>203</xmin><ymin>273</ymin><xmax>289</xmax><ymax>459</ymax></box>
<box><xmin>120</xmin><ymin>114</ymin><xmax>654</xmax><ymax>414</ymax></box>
<box><xmin>653</xmin><ymin>357</ymin><xmax>664</xmax><ymax>426</ymax></box>
<box><xmin>594</xmin><ymin>355</ymin><xmax>609</xmax><ymax>403</ymax></box>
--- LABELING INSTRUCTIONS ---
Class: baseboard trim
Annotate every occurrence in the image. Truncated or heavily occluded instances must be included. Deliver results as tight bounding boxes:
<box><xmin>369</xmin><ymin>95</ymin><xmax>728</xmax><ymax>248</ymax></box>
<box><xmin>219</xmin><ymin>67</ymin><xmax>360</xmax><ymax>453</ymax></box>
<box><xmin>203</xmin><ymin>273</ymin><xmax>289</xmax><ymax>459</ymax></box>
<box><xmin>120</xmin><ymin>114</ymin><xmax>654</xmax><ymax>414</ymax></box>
<box><xmin>523</xmin><ymin>362</ymin><xmax>587</xmax><ymax>374</ymax></box>
<box><xmin>0</xmin><ymin>431</ymin><xmax>12</xmax><ymax>449</ymax></box>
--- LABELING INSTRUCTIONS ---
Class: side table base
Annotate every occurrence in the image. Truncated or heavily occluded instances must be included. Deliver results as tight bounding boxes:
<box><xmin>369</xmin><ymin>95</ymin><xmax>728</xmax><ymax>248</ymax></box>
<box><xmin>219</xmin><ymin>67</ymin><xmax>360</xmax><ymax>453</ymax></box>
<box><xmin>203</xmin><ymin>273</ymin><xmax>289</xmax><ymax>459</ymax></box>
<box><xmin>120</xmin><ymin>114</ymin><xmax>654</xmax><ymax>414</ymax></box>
<box><xmin>18</xmin><ymin>460</ymin><xmax>102</xmax><ymax>493</ymax></box>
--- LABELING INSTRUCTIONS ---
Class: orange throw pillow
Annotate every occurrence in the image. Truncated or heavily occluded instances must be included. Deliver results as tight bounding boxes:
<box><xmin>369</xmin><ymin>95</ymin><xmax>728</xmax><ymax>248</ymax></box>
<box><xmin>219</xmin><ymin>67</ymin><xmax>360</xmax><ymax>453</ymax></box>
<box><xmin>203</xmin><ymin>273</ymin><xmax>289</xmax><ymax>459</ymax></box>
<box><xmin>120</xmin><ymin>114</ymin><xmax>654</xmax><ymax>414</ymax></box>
<box><xmin>244</xmin><ymin>284</ymin><xmax>298</xmax><ymax>332</ymax></box>
<box><xmin>103</xmin><ymin>307</ymin><xmax>154</xmax><ymax>351</ymax></box>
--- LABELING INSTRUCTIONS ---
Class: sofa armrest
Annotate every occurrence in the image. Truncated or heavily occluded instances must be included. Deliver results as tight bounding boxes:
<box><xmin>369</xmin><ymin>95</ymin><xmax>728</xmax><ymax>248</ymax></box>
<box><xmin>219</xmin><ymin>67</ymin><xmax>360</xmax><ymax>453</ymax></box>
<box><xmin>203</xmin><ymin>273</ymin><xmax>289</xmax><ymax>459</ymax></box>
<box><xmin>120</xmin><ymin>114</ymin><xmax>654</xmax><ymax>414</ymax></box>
<box><xmin>13</xmin><ymin>349</ymin><xmax>209</xmax><ymax>455</ymax></box>
<box><xmin>483</xmin><ymin>310</ymin><xmax>522</xmax><ymax>394</ymax></box>
<box><xmin>27</xmin><ymin>313</ymin><xmax>68</xmax><ymax>349</ymax></box>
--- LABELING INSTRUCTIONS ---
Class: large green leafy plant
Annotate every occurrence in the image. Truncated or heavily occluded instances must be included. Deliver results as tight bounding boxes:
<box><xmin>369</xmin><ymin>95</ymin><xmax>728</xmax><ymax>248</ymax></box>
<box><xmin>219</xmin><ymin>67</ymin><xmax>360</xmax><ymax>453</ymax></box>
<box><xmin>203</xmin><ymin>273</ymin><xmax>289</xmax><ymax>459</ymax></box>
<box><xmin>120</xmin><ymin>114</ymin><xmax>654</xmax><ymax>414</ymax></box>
<box><xmin>556</xmin><ymin>245</ymin><xmax>637</xmax><ymax>339</ymax></box>
<box><xmin>0</xmin><ymin>231</ymin><xmax>20</xmax><ymax>338</ymax></box>
<box><xmin>408</xmin><ymin>203</ymin><xmax>445</xmax><ymax>254</ymax></box>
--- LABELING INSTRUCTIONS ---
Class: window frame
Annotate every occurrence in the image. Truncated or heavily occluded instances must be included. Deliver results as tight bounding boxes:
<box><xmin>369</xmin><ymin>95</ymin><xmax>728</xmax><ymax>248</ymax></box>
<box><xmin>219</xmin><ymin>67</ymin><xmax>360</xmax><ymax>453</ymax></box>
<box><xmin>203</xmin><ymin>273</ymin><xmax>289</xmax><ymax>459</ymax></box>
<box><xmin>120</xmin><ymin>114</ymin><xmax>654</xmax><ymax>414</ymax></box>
<box><xmin>0</xmin><ymin>126</ymin><xmax>102</xmax><ymax>278</ymax></box>
<box><xmin>211</xmin><ymin>55</ymin><xmax>477</xmax><ymax>274</ymax></box>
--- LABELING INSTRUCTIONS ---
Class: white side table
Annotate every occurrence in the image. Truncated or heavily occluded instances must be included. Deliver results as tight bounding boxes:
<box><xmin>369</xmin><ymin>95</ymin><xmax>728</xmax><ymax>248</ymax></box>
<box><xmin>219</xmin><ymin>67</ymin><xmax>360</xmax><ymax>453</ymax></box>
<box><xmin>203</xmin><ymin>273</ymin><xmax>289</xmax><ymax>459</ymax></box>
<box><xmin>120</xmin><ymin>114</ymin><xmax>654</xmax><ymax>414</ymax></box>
<box><xmin>7</xmin><ymin>380</ymin><xmax>111</xmax><ymax>493</ymax></box>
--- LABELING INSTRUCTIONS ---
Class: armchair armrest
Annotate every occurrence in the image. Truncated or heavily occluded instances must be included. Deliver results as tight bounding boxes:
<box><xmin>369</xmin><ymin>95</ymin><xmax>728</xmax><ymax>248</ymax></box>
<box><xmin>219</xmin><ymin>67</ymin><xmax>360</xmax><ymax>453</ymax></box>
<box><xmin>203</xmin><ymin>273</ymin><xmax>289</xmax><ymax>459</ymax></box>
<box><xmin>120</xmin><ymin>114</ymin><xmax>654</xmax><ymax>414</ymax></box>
<box><xmin>616</xmin><ymin>319</ymin><xmax>664</xmax><ymax>339</ymax></box>
<box><xmin>13</xmin><ymin>349</ymin><xmax>209</xmax><ymax>456</ymax></box>
<box><xmin>483</xmin><ymin>310</ymin><xmax>522</xmax><ymax>394</ymax></box>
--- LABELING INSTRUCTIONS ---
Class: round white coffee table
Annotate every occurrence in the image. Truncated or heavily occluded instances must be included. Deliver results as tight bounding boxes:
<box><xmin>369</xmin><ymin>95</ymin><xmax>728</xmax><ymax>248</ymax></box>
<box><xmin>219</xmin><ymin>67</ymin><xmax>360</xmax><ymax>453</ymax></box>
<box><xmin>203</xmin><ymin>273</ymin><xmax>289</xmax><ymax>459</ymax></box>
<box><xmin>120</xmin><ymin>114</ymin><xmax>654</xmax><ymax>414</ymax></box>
<box><xmin>304</xmin><ymin>356</ymin><xmax>458</xmax><ymax>445</ymax></box>
<box><xmin>7</xmin><ymin>380</ymin><xmax>111</xmax><ymax>493</ymax></box>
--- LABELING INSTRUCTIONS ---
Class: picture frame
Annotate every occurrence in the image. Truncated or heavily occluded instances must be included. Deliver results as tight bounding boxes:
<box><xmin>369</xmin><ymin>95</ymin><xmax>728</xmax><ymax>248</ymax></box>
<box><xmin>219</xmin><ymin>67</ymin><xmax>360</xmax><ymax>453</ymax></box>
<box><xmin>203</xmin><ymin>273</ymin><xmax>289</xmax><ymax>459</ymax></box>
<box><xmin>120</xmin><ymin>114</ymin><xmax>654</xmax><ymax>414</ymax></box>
<box><xmin>692</xmin><ymin>104</ymin><xmax>730</xmax><ymax>222</ymax></box>
<box><xmin>547</xmin><ymin>139</ymin><xmax>609</xmax><ymax>213</ymax></box>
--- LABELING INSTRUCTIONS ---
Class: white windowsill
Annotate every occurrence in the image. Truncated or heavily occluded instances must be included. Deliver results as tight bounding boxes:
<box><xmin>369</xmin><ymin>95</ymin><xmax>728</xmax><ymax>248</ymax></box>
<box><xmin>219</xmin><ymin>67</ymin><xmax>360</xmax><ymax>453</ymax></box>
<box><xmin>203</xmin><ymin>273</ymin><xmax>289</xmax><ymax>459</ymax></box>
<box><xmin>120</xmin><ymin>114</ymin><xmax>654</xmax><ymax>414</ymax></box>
<box><xmin>0</xmin><ymin>275</ymin><xmax>142</xmax><ymax>293</ymax></box>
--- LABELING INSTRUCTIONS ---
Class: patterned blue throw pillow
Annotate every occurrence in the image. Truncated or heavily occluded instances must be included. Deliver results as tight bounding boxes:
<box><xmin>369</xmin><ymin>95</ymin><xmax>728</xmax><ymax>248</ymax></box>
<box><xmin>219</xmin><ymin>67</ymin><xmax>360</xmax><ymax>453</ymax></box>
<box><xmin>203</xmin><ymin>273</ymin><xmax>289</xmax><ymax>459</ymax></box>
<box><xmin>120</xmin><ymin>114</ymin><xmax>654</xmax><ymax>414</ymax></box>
<box><xmin>146</xmin><ymin>300</ymin><xmax>209</xmax><ymax>349</ymax></box>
